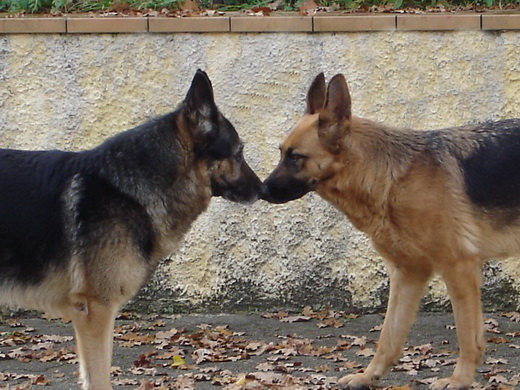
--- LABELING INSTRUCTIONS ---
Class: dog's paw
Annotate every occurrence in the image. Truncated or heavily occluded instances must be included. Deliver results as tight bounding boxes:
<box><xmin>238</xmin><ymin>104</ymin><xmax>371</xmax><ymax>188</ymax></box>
<box><xmin>337</xmin><ymin>373</ymin><xmax>374</xmax><ymax>389</ymax></box>
<box><xmin>430</xmin><ymin>377</ymin><xmax>471</xmax><ymax>390</ymax></box>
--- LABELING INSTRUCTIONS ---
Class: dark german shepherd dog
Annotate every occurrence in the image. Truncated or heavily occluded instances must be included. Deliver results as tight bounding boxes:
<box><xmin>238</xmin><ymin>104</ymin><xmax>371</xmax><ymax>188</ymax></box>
<box><xmin>262</xmin><ymin>73</ymin><xmax>520</xmax><ymax>389</ymax></box>
<box><xmin>0</xmin><ymin>70</ymin><xmax>262</xmax><ymax>389</ymax></box>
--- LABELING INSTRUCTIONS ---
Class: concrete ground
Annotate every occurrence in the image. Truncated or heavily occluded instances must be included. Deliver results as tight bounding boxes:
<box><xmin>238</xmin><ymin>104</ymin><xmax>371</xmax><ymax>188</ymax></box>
<box><xmin>0</xmin><ymin>311</ymin><xmax>519</xmax><ymax>389</ymax></box>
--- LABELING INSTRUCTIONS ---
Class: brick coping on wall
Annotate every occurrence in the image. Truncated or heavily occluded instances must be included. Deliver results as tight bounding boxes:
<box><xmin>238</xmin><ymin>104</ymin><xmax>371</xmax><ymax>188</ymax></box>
<box><xmin>1</xmin><ymin>13</ymin><xmax>520</xmax><ymax>33</ymax></box>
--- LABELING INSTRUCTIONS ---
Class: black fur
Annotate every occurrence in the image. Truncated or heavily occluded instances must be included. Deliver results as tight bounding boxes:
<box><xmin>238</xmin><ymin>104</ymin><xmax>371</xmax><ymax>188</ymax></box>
<box><xmin>0</xmin><ymin>70</ymin><xmax>262</xmax><ymax>390</ymax></box>
<box><xmin>460</xmin><ymin>119</ymin><xmax>520</xmax><ymax>210</ymax></box>
<box><xmin>0</xmin><ymin>70</ymin><xmax>261</xmax><ymax>292</ymax></box>
<box><xmin>0</xmin><ymin>150</ymin><xmax>78</xmax><ymax>284</ymax></box>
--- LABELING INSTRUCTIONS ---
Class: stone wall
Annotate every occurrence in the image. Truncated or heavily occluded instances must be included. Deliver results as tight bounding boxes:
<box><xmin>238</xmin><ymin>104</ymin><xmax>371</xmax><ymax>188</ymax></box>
<box><xmin>1</xmin><ymin>30</ymin><xmax>520</xmax><ymax>313</ymax></box>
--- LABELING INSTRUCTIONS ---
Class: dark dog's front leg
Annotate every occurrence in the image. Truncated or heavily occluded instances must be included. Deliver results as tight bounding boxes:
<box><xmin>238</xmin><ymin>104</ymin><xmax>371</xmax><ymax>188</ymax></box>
<box><xmin>338</xmin><ymin>261</ymin><xmax>432</xmax><ymax>389</ymax></box>
<box><xmin>71</xmin><ymin>294</ymin><xmax>118</xmax><ymax>390</ymax></box>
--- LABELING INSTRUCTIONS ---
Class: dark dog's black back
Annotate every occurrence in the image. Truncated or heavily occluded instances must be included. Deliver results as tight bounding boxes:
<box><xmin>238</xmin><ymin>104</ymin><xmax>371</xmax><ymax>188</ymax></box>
<box><xmin>0</xmin><ymin>70</ymin><xmax>261</xmax><ymax>390</ymax></box>
<box><xmin>0</xmin><ymin>119</ymin><xmax>176</xmax><ymax>286</ymax></box>
<box><xmin>0</xmin><ymin>149</ymin><xmax>79</xmax><ymax>283</ymax></box>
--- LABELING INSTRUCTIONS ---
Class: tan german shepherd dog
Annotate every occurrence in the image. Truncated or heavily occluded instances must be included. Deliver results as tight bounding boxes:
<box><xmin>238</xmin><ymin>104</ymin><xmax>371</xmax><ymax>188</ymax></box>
<box><xmin>262</xmin><ymin>73</ymin><xmax>520</xmax><ymax>389</ymax></box>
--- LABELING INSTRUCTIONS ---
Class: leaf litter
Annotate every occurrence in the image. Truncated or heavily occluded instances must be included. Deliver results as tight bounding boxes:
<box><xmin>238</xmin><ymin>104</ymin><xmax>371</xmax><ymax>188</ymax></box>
<box><xmin>0</xmin><ymin>308</ymin><xmax>519</xmax><ymax>389</ymax></box>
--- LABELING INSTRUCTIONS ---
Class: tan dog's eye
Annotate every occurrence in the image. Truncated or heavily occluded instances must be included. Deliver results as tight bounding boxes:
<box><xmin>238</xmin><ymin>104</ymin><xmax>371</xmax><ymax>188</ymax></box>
<box><xmin>289</xmin><ymin>153</ymin><xmax>305</xmax><ymax>162</ymax></box>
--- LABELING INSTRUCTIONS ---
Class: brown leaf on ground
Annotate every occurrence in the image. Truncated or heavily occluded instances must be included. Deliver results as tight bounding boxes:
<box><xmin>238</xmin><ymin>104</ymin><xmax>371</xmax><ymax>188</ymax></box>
<box><xmin>180</xmin><ymin>0</ymin><xmax>199</xmax><ymax>12</ymax></box>
<box><xmin>503</xmin><ymin>312</ymin><xmax>520</xmax><ymax>323</ymax></box>
<box><xmin>299</xmin><ymin>0</ymin><xmax>318</xmax><ymax>15</ymax></box>
<box><xmin>134</xmin><ymin>379</ymin><xmax>154</xmax><ymax>390</ymax></box>
<box><xmin>317</xmin><ymin>317</ymin><xmax>344</xmax><ymax>328</ymax></box>
<box><xmin>280</xmin><ymin>315</ymin><xmax>312</xmax><ymax>323</ymax></box>
<box><xmin>251</xmin><ymin>6</ymin><xmax>272</xmax><ymax>15</ymax></box>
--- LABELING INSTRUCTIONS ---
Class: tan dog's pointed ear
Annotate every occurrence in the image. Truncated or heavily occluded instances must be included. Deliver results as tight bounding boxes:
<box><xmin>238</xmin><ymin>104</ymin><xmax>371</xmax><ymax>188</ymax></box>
<box><xmin>324</xmin><ymin>74</ymin><xmax>351</xmax><ymax>122</ymax></box>
<box><xmin>306</xmin><ymin>73</ymin><xmax>326</xmax><ymax>114</ymax></box>
<box><xmin>318</xmin><ymin>74</ymin><xmax>351</xmax><ymax>154</ymax></box>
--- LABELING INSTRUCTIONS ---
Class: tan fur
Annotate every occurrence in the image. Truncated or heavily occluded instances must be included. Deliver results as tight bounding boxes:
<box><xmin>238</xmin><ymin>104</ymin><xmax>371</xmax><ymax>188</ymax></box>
<box><xmin>264</xmin><ymin>73</ymin><xmax>518</xmax><ymax>389</ymax></box>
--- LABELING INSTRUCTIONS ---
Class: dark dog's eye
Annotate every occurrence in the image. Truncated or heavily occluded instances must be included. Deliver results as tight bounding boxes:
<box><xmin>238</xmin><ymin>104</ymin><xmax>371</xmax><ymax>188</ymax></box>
<box><xmin>234</xmin><ymin>153</ymin><xmax>243</xmax><ymax>163</ymax></box>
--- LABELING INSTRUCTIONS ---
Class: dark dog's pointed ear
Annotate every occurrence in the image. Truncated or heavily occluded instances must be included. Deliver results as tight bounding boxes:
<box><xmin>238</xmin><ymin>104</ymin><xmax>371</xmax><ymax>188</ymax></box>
<box><xmin>185</xmin><ymin>69</ymin><xmax>217</xmax><ymax>116</ymax></box>
<box><xmin>306</xmin><ymin>73</ymin><xmax>326</xmax><ymax>114</ymax></box>
<box><xmin>318</xmin><ymin>74</ymin><xmax>352</xmax><ymax>154</ymax></box>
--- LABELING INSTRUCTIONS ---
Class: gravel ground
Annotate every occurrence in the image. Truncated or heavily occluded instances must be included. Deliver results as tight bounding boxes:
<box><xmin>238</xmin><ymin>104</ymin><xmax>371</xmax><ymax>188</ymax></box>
<box><xmin>1</xmin><ymin>311</ymin><xmax>519</xmax><ymax>389</ymax></box>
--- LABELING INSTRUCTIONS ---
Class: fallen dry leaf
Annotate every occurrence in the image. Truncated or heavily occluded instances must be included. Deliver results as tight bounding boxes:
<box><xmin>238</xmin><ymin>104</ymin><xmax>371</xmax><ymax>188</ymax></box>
<box><xmin>299</xmin><ymin>0</ymin><xmax>319</xmax><ymax>15</ymax></box>
<box><xmin>280</xmin><ymin>315</ymin><xmax>311</xmax><ymax>323</ymax></box>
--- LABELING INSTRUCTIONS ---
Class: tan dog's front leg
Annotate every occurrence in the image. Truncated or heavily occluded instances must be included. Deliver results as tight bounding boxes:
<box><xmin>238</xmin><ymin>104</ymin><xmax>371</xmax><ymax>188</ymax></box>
<box><xmin>339</xmin><ymin>262</ymin><xmax>432</xmax><ymax>389</ymax></box>
<box><xmin>71</xmin><ymin>294</ymin><xmax>118</xmax><ymax>390</ymax></box>
<box><xmin>431</xmin><ymin>259</ymin><xmax>485</xmax><ymax>390</ymax></box>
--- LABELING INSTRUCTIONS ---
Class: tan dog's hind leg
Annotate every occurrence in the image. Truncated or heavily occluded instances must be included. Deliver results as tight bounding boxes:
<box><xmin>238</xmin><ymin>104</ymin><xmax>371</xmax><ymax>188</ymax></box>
<box><xmin>339</xmin><ymin>262</ymin><xmax>432</xmax><ymax>389</ymax></box>
<box><xmin>71</xmin><ymin>294</ymin><xmax>118</xmax><ymax>390</ymax></box>
<box><xmin>431</xmin><ymin>259</ymin><xmax>485</xmax><ymax>390</ymax></box>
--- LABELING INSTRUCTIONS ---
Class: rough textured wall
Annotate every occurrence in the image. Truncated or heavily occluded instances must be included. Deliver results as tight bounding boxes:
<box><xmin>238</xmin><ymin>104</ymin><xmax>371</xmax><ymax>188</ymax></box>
<box><xmin>1</xmin><ymin>31</ymin><xmax>519</xmax><ymax>313</ymax></box>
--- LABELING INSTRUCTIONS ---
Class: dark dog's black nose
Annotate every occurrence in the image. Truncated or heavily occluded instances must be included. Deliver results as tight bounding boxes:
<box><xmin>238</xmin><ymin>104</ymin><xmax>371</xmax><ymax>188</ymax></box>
<box><xmin>259</xmin><ymin>184</ymin><xmax>270</xmax><ymax>201</ymax></box>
